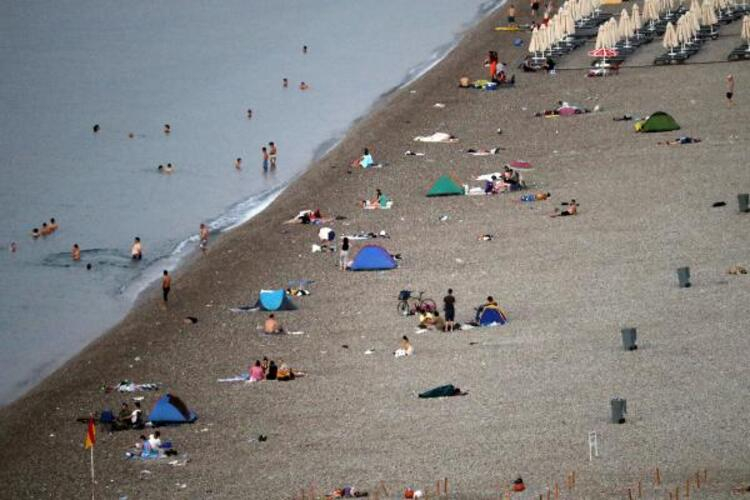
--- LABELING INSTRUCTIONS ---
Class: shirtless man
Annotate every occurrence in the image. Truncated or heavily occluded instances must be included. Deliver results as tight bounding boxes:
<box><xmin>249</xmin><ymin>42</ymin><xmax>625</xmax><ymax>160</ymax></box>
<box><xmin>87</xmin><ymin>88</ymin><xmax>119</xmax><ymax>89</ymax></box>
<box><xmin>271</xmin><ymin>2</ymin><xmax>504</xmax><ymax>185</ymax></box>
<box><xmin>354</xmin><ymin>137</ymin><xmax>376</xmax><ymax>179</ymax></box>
<box><xmin>199</xmin><ymin>223</ymin><xmax>209</xmax><ymax>253</ymax></box>
<box><xmin>131</xmin><ymin>237</ymin><xmax>143</xmax><ymax>260</ymax></box>
<box><xmin>726</xmin><ymin>74</ymin><xmax>735</xmax><ymax>107</ymax></box>
<box><xmin>163</xmin><ymin>123</ymin><xmax>171</xmax><ymax>134</ymax></box>
<box><xmin>161</xmin><ymin>270</ymin><xmax>171</xmax><ymax>303</ymax></box>
<box><xmin>48</xmin><ymin>218</ymin><xmax>58</xmax><ymax>232</ymax></box>
<box><xmin>264</xmin><ymin>313</ymin><xmax>283</xmax><ymax>334</ymax></box>
<box><xmin>40</xmin><ymin>222</ymin><xmax>52</xmax><ymax>236</ymax></box>
<box><xmin>235</xmin><ymin>157</ymin><xmax>242</xmax><ymax>170</ymax></box>
<box><xmin>72</xmin><ymin>243</ymin><xmax>81</xmax><ymax>261</ymax></box>
<box><xmin>299</xmin><ymin>81</ymin><xmax>309</xmax><ymax>90</ymax></box>
<box><xmin>268</xmin><ymin>142</ymin><xmax>277</xmax><ymax>168</ymax></box>
<box><xmin>551</xmin><ymin>199</ymin><xmax>578</xmax><ymax>217</ymax></box>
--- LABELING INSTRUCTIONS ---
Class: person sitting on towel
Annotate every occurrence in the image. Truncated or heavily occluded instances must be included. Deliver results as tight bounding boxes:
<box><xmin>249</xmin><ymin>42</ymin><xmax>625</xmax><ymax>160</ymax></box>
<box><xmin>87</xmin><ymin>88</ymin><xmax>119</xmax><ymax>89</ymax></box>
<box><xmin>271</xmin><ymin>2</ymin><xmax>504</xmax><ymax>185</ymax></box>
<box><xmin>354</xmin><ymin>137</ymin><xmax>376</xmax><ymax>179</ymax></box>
<box><xmin>130</xmin><ymin>401</ymin><xmax>144</xmax><ymax>429</ymax></box>
<box><xmin>264</xmin><ymin>313</ymin><xmax>284</xmax><ymax>334</ymax></box>
<box><xmin>249</xmin><ymin>360</ymin><xmax>265</xmax><ymax>382</ymax></box>
<box><xmin>422</xmin><ymin>311</ymin><xmax>446</xmax><ymax>331</ymax></box>
<box><xmin>353</xmin><ymin>148</ymin><xmax>374</xmax><ymax>168</ymax></box>
<box><xmin>394</xmin><ymin>335</ymin><xmax>414</xmax><ymax>357</ymax></box>
<box><xmin>113</xmin><ymin>402</ymin><xmax>132</xmax><ymax>431</ymax></box>
<box><xmin>266</xmin><ymin>360</ymin><xmax>278</xmax><ymax>380</ymax></box>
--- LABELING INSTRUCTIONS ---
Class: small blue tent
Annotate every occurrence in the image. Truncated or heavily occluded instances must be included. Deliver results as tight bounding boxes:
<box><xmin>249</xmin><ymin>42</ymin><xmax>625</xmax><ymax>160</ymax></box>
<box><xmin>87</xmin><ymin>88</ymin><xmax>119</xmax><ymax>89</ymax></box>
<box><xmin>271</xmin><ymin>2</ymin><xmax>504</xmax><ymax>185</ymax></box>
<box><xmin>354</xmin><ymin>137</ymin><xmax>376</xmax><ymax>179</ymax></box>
<box><xmin>349</xmin><ymin>245</ymin><xmax>397</xmax><ymax>271</ymax></box>
<box><xmin>148</xmin><ymin>394</ymin><xmax>197</xmax><ymax>425</ymax></box>
<box><xmin>478</xmin><ymin>306</ymin><xmax>508</xmax><ymax>326</ymax></box>
<box><xmin>254</xmin><ymin>289</ymin><xmax>297</xmax><ymax>311</ymax></box>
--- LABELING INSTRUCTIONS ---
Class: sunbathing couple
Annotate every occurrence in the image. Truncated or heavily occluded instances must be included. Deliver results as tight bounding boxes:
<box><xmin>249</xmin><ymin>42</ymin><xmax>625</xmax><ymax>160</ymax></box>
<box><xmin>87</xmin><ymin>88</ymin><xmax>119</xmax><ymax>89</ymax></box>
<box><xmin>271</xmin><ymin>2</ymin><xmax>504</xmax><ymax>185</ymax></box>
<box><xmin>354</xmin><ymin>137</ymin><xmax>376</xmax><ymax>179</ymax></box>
<box><xmin>484</xmin><ymin>166</ymin><xmax>524</xmax><ymax>194</ymax></box>
<box><xmin>284</xmin><ymin>209</ymin><xmax>332</xmax><ymax>225</ymax></box>
<box><xmin>111</xmin><ymin>401</ymin><xmax>144</xmax><ymax>431</ymax></box>
<box><xmin>126</xmin><ymin>431</ymin><xmax>178</xmax><ymax>459</ymax></box>
<box><xmin>358</xmin><ymin>188</ymin><xmax>391</xmax><ymax>209</ymax></box>
<box><xmin>249</xmin><ymin>356</ymin><xmax>301</xmax><ymax>382</ymax></box>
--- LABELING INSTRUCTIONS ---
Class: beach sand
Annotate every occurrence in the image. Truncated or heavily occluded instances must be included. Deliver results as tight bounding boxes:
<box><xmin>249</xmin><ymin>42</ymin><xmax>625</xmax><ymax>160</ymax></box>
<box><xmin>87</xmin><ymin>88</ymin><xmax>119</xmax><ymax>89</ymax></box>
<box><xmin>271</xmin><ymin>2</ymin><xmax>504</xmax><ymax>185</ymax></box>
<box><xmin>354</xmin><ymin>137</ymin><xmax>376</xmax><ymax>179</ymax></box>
<box><xmin>1</xmin><ymin>5</ymin><xmax>750</xmax><ymax>499</ymax></box>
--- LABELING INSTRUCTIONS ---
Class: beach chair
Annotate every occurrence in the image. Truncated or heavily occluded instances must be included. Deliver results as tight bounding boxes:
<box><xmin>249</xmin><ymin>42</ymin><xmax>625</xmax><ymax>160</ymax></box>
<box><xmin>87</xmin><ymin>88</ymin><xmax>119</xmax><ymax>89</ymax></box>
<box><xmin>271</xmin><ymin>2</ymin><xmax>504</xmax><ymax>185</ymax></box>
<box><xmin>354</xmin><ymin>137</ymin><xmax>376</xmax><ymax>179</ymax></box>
<box><xmin>727</xmin><ymin>45</ymin><xmax>750</xmax><ymax>60</ymax></box>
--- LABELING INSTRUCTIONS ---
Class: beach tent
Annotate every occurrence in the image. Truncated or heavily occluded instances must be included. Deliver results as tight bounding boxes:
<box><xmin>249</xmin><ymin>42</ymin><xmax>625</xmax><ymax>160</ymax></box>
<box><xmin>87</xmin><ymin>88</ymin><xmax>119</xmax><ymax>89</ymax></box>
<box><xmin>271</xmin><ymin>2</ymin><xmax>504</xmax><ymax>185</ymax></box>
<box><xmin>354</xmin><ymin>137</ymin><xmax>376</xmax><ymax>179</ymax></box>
<box><xmin>148</xmin><ymin>394</ymin><xmax>198</xmax><ymax>425</ymax></box>
<box><xmin>349</xmin><ymin>245</ymin><xmax>397</xmax><ymax>271</ymax></box>
<box><xmin>635</xmin><ymin>111</ymin><xmax>680</xmax><ymax>132</ymax></box>
<box><xmin>254</xmin><ymin>289</ymin><xmax>297</xmax><ymax>311</ymax></box>
<box><xmin>478</xmin><ymin>306</ymin><xmax>508</xmax><ymax>326</ymax></box>
<box><xmin>426</xmin><ymin>175</ymin><xmax>464</xmax><ymax>197</ymax></box>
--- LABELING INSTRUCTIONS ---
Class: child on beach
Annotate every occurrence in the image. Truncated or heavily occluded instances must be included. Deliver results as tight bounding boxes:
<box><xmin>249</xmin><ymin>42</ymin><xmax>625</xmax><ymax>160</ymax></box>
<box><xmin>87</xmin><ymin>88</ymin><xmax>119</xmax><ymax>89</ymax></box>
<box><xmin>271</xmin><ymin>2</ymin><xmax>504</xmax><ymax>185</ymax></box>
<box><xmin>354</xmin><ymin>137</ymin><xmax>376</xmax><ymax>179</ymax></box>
<box><xmin>162</xmin><ymin>270</ymin><xmax>171</xmax><ymax>303</ymax></box>
<box><xmin>199</xmin><ymin>223</ymin><xmax>209</xmax><ymax>253</ymax></box>
<box><xmin>394</xmin><ymin>335</ymin><xmax>413</xmax><ymax>357</ymax></box>
<box><xmin>352</xmin><ymin>148</ymin><xmax>374</xmax><ymax>168</ymax></box>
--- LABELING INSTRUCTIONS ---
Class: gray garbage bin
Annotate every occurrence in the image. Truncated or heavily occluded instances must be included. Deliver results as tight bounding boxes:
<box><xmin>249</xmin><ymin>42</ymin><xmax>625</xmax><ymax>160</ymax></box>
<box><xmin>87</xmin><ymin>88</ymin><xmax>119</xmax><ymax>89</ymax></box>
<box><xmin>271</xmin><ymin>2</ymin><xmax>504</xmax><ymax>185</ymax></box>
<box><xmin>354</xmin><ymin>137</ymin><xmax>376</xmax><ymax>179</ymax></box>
<box><xmin>677</xmin><ymin>266</ymin><xmax>691</xmax><ymax>288</ymax></box>
<box><xmin>611</xmin><ymin>397</ymin><xmax>627</xmax><ymax>424</ymax></box>
<box><xmin>738</xmin><ymin>193</ymin><xmax>749</xmax><ymax>213</ymax></box>
<box><xmin>621</xmin><ymin>327</ymin><xmax>637</xmax><ymax>351</ymax></box>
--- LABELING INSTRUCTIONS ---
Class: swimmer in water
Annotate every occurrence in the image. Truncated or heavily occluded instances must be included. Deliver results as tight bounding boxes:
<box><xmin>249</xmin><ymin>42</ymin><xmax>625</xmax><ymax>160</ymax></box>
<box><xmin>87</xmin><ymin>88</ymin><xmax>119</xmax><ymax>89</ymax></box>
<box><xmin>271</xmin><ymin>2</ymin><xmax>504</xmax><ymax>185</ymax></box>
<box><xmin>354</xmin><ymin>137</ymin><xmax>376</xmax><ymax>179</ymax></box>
<box><xmin>283</xmin><ymin>78</ymin><xmax>288</xmax><ymax>88</ymax></box>
<box><xmin>128</xmin><ymin>132</ymin><xmax>134</xmax><ymax>139</ymax></box>
<box><xmin>40</xmin><ymin>222</ymin><xmax>51</xmax><ymax>236</ymax></box>
<box><xmin>235</xmin><ymin>158</ymin><xmax>242</xmax><ymax>170</ymax></box>
<box><xmin>262</xmin><ymin>147</ymin><xmax>269</xmax><ymax>172</ymax></box>
<box><xmin>268</xmin><ymin>142</ymin><xmax>277</xmax><ymax>169</ymax></box>
<box><xmin>164</xmin><ymin>124</ymin><xmax>171</xmax><ymax>134</ymax></box>
<box><xmin>31</xmin><ymin>228</ymin><xmax>40</xmax><ymax>239</ymax></box>
<box><xmin>299</xmin><ymin>81</ymin><xmax>309</xmax><ymax>90</ymax></box>
<box><xmin>48</xmin><ymin>218</ymin><xmax>58</xmax><ymax>232</ymax></box>
<box><xmin>165</xmin><ymin>163</ymin><xmax>174</xmax><ymax>174</ymax></box>
<box><xmin>72</xmin><ymin>243</ymin><xmax>81</xmax><ymax>261</ymax></box>
<box><xmin>131</xmin><ymin>237</ymin><xmax>143</xmax><ymax>260</ymax></box>
<box><xmin>93</xmin><ymin>124</ymin><xmax>100</xmax><ymax>133</ymax></box>
<box><xmin>10</xmin><ymin>241</ymin><xmax>17</xmax><ymax>253</ymax></box>
<box><xmin>158</xmin><ymin>164</ymin><xmax>164</xmax><ymax>173</ymax></box>
<box><xmin>247</xmin><ymin>109</ymin><xmax>253</xmax><ymax>119</ymax></box>
<box><xmin>303</xmin><ymin>45</ymin><xmax>308</xmax><ymax>54</ymax></box>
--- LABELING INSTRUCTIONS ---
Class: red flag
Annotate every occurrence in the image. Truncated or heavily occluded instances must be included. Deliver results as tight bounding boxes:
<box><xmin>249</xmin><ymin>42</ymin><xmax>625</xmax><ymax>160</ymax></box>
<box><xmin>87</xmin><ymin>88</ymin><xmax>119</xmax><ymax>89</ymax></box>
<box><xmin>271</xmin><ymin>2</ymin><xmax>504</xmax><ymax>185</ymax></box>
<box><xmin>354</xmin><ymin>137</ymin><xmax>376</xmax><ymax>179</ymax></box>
<box><xmin>84</xmin><ymin>416</ymin><xmax>96</xmax><ymax>449</ymax></box>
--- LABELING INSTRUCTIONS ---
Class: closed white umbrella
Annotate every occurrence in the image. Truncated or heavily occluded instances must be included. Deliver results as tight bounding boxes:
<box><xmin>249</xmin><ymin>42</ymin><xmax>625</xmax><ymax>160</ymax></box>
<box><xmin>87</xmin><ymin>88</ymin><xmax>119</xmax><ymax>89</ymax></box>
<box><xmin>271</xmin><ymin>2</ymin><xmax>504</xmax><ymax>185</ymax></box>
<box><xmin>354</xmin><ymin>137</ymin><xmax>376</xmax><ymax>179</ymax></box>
<box><xmin>701</xmin><ymin>0</ymin><xmax>719</xmax><ymax>25</ymax></box>
<box><xmin>565</xmin><ymin>8</ymin><xmax>577</xmax><ymax>35</ymax></box>
<box><xmin>632</xmin><ymin>4</ymin><xmax>643</xmax><ymax>32</ymax></box>
<box><xmin>529</xmin><ymin>26</ymin><xmax>540</xmax><ymax>55</ymax></box>
<box><xmin>663</xmin><ymin>20</ymin><xmax>679</xmax><ymax>54</ymax></box>
<box><xmin>619</xmin><ymin>8</ymin><xmax>633</xmax><ymax>45</ymax></box>
<box><xmin>595</xmin><ymin>24</ymin><xmax>606</xmax><ymax>48</ymax></box>
<box><xmin>608</xmin><ymin>17</ymin><xmax>620</xmax><ymax>45</ymax></box>
<box><xmin>687</xmin><ymin>10</ymin><xmax>701</xmax><ymax>39</ymax></box>
<box><xmin>742</xmin><ymin>15</ymin><xmax>750</xmax><ymax>48</ymax></box>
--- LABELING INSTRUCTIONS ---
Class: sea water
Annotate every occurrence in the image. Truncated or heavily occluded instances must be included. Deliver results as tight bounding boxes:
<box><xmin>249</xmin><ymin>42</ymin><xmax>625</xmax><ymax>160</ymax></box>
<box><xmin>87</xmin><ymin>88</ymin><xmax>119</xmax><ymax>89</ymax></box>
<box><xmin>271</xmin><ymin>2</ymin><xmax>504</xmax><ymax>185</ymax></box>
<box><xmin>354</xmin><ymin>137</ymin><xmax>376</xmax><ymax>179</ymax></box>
<box><xmin>0</xmin><ymin>0</ymin><xmax>503</xmax><ymax>405</ymax></box>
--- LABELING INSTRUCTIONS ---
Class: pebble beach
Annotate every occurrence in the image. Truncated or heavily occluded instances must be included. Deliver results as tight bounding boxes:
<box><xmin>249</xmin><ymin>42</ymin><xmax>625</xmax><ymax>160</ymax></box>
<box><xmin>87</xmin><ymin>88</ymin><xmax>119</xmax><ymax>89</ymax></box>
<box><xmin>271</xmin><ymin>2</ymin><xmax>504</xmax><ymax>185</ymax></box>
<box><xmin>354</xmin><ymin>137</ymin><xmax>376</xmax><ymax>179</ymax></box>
<box><xmin>1</xmin><ymin>3</ymin><xmax>749</xmax><ymax>499</ymax></box>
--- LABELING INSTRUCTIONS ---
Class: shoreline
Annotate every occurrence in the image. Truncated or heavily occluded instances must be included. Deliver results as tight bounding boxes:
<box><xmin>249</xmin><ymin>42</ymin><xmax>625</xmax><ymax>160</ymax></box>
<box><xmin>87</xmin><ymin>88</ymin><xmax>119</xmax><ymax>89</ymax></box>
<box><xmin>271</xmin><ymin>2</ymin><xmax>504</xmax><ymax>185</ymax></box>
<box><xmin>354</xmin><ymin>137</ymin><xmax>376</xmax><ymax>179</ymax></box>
<box><xmin>0</xmin><ymin>0</ymin><xmax>505</xmax><ymax>408</ymax></box>
<box><xmin>2</xmin><ymin>2</ymin><xmax>750</xmax><ymax>498</ymax></box>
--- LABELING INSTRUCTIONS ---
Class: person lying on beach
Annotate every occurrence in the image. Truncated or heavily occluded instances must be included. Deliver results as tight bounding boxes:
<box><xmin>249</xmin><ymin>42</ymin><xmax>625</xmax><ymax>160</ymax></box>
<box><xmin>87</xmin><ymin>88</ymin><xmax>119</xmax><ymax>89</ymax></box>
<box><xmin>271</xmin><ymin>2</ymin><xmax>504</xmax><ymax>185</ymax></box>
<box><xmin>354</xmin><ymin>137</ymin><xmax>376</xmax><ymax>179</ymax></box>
<box><xmin>612</xmin><ymin>115</ymin><xmax>633</xmax><ymax>121</ymax></box>
<box><xmin>466</xmin><ymin>147</ymin><xmax>504</xmax><ymax>156</ymax></box>
<box><xmin>276</xmin><ymin>361</ymin><xmax>305</xmax><ymax>381</ymax></box>
<box><xmin>404</xmin><ymin>150</ymin><xmax>425</xmax><ymax>156</ymax></box>
<box><xmin>283</xmin><ymin>209</ymin><xmax>333</xmax><ymax>225</ymax></box>
<box><xmin>551</xmin><ymin>199</ymin><xmax>578</xmax><ymax>217</ymax></box>
<box><xmin>424</xmin><ymin>311</ymin><xmax>446</xmax><ymax>331</ymax></box>
<box><xmin>325</xmin><ymin>485</ymin><xmax>368</xmax><ymax>498</ymax></box>
<box><xmin>249</xmin><ymin>360</ymin><xmax>265</xmax><ymax>382</ymax></box>
<box><xmin>478</xmin><ymin>234</ymin><xmax>494</xmax><ymax>241</ymax></box>
<box><xmin>511</xmin><ymin>477</ymin><xmax>526</xmax><ymax>492</ymax></box>
<box><xmin>657</xmin><ymin>137</ymin><xmax>702</xmax><ymax>146</ymax></box>
<box><xmin>502</xmin><ymin>166</ymin><xmax>521</xmax><ymax>187</ymax></box>
<box><xmin>413</xmin><ymin>132</ymin><xmax>458</xmax><ymax>143</ymax></box>
<box><xmin>264</xmin><ymin>313</ymin><xmax>284</xmax><ymax>335</ymax></box>
<box><xmin>394</xmin><ymin>335</ymin><xmax>414</xmax><ymax>357</ymax></box>
<box><xmin>519</xmin><ymin>192</ymin><xmax>550</xmax><ymax>202</ymax></box>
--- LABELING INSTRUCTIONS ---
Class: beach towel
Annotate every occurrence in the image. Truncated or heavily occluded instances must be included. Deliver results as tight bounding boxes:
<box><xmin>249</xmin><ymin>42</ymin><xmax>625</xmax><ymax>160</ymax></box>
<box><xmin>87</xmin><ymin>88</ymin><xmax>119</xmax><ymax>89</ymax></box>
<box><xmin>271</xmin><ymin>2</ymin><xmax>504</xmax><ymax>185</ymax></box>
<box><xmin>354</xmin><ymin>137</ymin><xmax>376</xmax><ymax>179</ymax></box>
<box><xmin>476</xmin><ymin>172</ymin><xmax>503</xmax><ymax>182</ymax></box>
<box><xmin>414</xmin><ymin>132</ymin><xmax>458</xmax><ymax>143</ymax></box>
<box><xmin>217</xmin><ymin>375</ymin><xmax>249</xmax><ymax>383</ymax></box>
<box><xmin>404</xmin><ymin>151</ymin><xmax>425</xmax><ymax>156</ymax></box>
<box><xmin>418</xmin><ymin>384</ymin><xmax>467</xmax><ymax>398</ymax></box>
<box><xmin>363</xmin><ymin>200</ymin><xmax>393</xmax><ymax>210</ymax></box>
<box><xmin>467</xmin><ymin>147</ymin><xmax>502</xmax><ymax>156</ymax></box>
<box><xmin>114</xmin><ymin>381</ymin><xmax>160</xmax><ymax>393</ymax></box>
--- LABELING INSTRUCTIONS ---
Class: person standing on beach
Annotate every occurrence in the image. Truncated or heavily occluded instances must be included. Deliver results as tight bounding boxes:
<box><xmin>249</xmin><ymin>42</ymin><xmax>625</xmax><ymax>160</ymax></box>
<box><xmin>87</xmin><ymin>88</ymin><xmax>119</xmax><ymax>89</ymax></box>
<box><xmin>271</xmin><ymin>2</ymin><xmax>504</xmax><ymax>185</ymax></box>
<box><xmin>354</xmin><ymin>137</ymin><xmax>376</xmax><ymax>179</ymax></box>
<box><xmin>72</xmin><ymin>243</ymin><xmax>81</xmax><ymax>261</ymax></box>
<box><xmin>726</xmin><ymin>74</ymin><xmax>735</xmax><ymax>107</ymax></box>
<box><xmin>530</xmin><ymin>0</ymin><xmax>540</xmax><ymax>18</ymax></box>
<box><xmin>339</xmin><ymin>237</ymin><xmax>350</xmax><ymax>270</ymax></box>
<box><xmin>131</xmin><ymin>237</ymin><xmax>143</xmax><ymax>260</ymax></box>
<box><xmin>508</xmin><ymin>4</ymin><xmax>516</xmax><ymax>24</ymax></box>
<box><xmin>262</xmin><ymin>146</ymin><xmax>269</xmax><ymax>172</ymax></box>
<box><xmin>270</xmin><ymin>142</ymin><xmax>278</xmax><ymax>167</ymax></box>
<box><xmin>199</xmin><ymin>223</ymin><xmax>209</xmax><ymax>253</ymax></box>
<box><xmin>162</xmin><ymin>270</ymin><xmax>171</xmax><ymax>303</ymax></box>
<box><xmin>443</xmin><ymin>289</ymin><xmax>456</xmax><ymax>332</ymax></box>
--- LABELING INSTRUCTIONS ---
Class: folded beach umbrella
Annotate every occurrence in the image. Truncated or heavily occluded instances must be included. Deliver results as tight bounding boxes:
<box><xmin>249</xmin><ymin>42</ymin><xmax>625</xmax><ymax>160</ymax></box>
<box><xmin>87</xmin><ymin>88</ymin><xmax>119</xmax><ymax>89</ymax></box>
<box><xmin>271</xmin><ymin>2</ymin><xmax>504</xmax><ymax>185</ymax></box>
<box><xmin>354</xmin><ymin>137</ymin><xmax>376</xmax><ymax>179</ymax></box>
<box><xmin>687</xmin><ymin>10</ymin><xmax>701</xmax><ymax>38</ymax></box>
<box><xmin>529</xmin><ymin>26</ymin><xmax>540</xmax><ymax>54</ymax></box>
<box><xmin>632</xmin><ymin>4</ymin><xmax>643</xmax><ymax>32</ymax></box>
<box><xmin>564</xmin><ymin>9</ymin><xmax>576</xmax><ymax>35</ymax></box>
<box><xmin>663</xmin><ymin>21</ymin><xmax>679</xmax><ymax>52</ymax></box>
<box><xmin>700</xmin><ymin>0</ymin><xmax>718</xmax><ymax>26</ymax></box>
<box><xmin>619</xmin><ymin>9</ymin><xmax>632</xmax><ymax>42</ymax></box>
<box><xmin>743</xmin><ymin>15</ymin><xmax>750</xmax><ymax>46</ymax></box>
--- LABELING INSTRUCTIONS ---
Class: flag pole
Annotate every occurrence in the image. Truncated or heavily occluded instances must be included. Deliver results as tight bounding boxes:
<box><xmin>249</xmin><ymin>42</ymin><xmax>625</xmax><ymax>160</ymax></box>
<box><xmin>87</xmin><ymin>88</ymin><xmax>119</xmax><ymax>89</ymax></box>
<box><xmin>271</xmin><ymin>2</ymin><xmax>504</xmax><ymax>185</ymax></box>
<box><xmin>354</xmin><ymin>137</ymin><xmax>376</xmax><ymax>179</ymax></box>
<box><xmin>90</xmin><ymin>444</ymin><xmax>95</xmax><ymax>500</ymax></box>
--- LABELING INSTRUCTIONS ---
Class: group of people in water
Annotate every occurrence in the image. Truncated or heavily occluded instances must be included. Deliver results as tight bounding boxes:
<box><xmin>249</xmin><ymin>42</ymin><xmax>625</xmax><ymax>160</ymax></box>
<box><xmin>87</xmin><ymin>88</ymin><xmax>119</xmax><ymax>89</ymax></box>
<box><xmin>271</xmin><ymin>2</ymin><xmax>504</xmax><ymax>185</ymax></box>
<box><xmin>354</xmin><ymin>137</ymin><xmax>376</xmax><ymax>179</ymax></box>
<box><xmin>30</xmin><ymin>218</ymin><xmax>59</xmax><ymax>238</ymax></box>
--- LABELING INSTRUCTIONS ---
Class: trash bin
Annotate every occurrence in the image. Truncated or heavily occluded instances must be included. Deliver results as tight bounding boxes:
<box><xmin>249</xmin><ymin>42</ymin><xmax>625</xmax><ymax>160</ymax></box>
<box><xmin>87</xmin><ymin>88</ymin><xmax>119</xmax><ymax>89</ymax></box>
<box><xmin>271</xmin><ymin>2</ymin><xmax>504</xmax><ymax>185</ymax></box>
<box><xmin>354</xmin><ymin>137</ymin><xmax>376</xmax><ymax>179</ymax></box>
<box><xmin>738</xmin><ymin>193</ymin><xmax>749</xmax><ymax>213</ymax></box>
<box><xmin>621</xmin><ymin>327</ymin><xmax>637</xmax><ymax>351</ymax></box>
<box><xmin>677</xmin><ymin>267</ymin><xmax>691</xmax><ymax>288</ymax></box>
<box><xmin>610</xmin><ymin>397</ymin><xmax>627</xmax><ymax>424</ymax></box>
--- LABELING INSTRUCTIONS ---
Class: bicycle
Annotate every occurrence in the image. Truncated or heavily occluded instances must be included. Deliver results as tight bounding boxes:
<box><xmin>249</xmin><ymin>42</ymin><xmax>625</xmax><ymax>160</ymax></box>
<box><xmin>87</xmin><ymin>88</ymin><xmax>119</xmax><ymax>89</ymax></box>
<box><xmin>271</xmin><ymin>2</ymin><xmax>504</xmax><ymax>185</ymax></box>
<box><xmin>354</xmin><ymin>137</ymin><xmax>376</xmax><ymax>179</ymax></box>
<box><xmin>397</xmin><ymin>290</ymin><xmax>437</xmax><ymax>316</ymax></box>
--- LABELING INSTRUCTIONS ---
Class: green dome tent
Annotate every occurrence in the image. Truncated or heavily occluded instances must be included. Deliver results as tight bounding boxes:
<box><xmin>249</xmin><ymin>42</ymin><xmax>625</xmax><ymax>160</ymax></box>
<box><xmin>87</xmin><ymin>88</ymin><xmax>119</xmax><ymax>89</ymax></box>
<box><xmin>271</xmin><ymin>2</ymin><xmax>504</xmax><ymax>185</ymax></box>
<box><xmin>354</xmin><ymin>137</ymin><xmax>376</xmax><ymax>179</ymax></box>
<box><xmin>426</xmin><ymin>175</ymin><xmax>464</xmax><ymax>197</ymax></box>
<box><xmin>635</xmin><ymin>111</ymin><xmax>680</xmax><ymax>133</ymax></box>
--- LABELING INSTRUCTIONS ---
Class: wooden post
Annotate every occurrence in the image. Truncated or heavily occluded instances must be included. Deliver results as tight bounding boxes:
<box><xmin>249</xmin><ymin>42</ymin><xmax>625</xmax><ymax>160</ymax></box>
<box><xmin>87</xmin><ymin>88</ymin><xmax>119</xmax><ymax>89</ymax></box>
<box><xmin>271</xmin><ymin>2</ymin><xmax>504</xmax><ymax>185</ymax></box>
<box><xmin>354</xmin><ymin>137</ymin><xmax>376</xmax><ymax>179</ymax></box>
<box><xmin>546</xmin><ymin>486</ymin><xmax>551</xmax><ymax>500</ymax></box>
<box><xmin>655</xmin><ymin>467</ymin><xmax>662</xmax><ymax>486</ymax></box>
<box><xmin>695</xmin><ymin>471</ymin><xmax>701</xmax><ymax>489</ymax></box>
<box><xmin>668</xmin><ymin>492</ymin><xmax>673</xmax><ymax>500</ymax></box>
<box><xmin>703</xmin><ymin>469</ymin><xmax>708</xmax><ymax>484</ymax></box>
<box><xmin>628</xmin><ymin>487</ymin><xmax>633</xmax><ymax>500</ymax></box>
<box><xmin>554</xmin><ymin>482</ymin><xmax>559</xmax><ymax>499</ymax></box>
<box><xmin>444</xmin><ymin>477</ymin><xmax>449</xmax><ymax>495</ymax></box>
<box><xmin>638</xmin><ymin>479</ymin><xmax>643</xmax><ymax>498</ymax></box>
<box><xmin>675</xmin><ymin>485</ymin><xmax>680</xmax><ymax>500</ymax></box>
<box><xmin>685</xmin><ymin>478</ymin><xmax>690</xmax><ymax>498</ymax></box>
<box><xmin>436</xmin><ymin>480</ymin><xmax>441</xmax><ymax>496</ymax></box>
